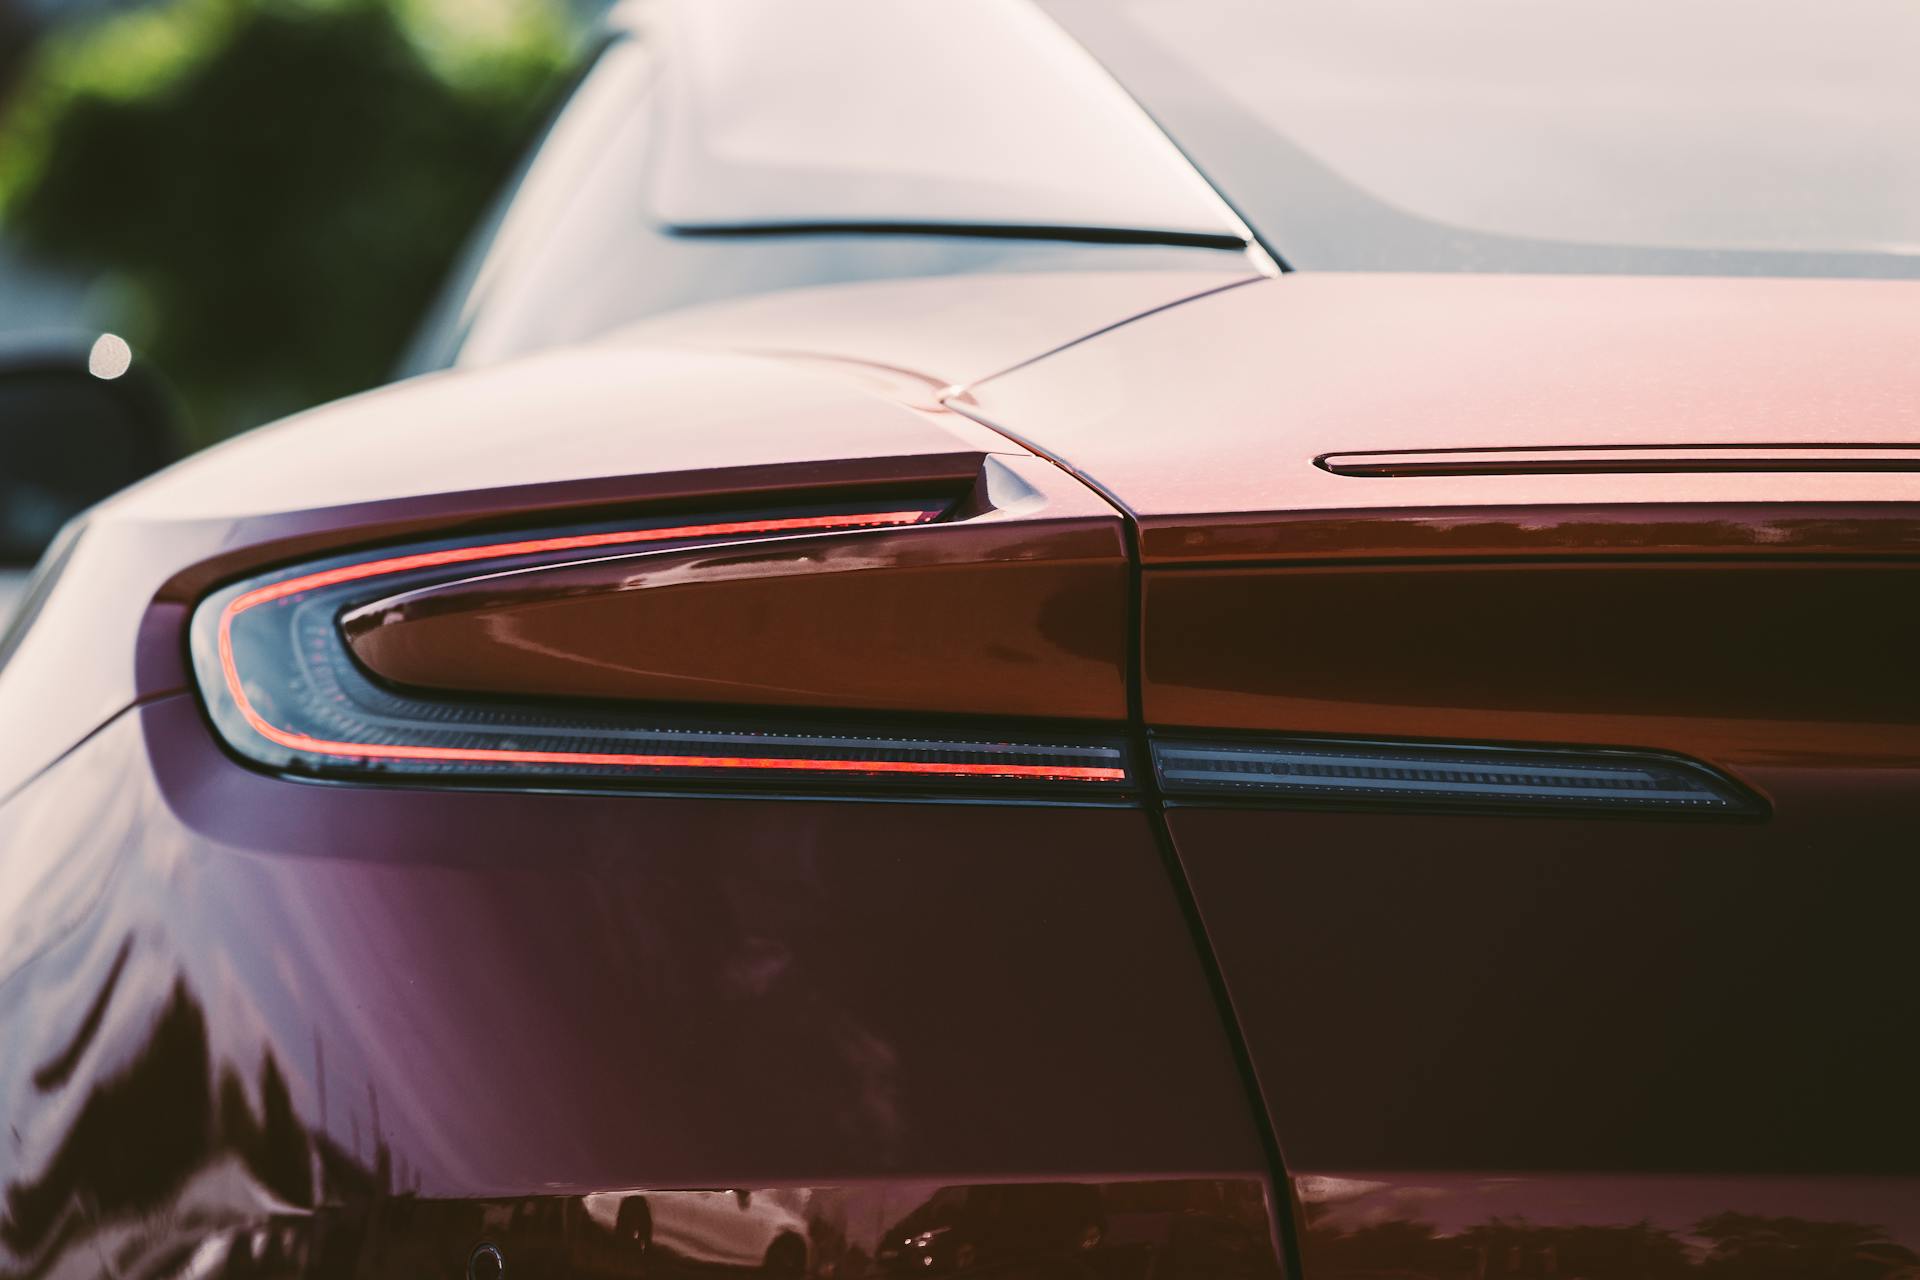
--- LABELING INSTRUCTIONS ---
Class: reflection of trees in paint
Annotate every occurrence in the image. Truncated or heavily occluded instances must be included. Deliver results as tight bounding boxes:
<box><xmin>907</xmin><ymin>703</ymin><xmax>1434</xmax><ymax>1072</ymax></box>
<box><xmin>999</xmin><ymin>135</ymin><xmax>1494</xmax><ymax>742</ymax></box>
<box><xmin>1302</xmin><ymin>1205</ymin><xmax>1920</xmax><ymax>1280</ymax></box>
<box><xmin>1</xmin><ymin>965</ymin><xmax>1289</xmax><ymax>1280</ymax></box>
<box><xmin>4</xmin><ymin>976</ymin><xmax>221</xmax><ymax>1259</ymax></box>
<box><xmin>1457</xmin><ymin>1219</ymin><xmax>1694</xmax><ymax>1280</ymax></box>
<box><xmin>18</xmin><ymin>962</ymin><xmax>1913</xmax><ymax>1280</ymax></box>
<box><xmin>1696</xmin><ymin>1212</ymin><xmax>1920</xmax><ymax>1280</ymax></box>
<box><xmin>0</xmin><ymin>962</ymin><xmax>361</xmax><ymax>1278</ymax></box>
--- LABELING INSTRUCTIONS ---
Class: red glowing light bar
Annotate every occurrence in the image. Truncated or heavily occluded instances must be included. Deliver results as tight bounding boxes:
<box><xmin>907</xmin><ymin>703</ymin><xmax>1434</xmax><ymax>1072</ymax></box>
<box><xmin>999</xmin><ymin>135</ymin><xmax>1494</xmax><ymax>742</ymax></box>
<box><xmin>227</xmin><ymin>511</ymin><xmax>937</xmax><ymax>615</ymax></box>
<box><xmin>216</xmin><ymin>719</ymin><xmax>1126</xmax><ymax>781</ymax></box>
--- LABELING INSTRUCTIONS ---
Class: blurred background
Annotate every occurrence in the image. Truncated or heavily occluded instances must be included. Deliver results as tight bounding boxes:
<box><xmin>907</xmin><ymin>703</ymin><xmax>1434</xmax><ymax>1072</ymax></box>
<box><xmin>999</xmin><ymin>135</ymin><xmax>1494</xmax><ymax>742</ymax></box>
<box><xmin>0</xmin><ymin>0</ymin><xmax>602</xmax><ymax>616</ymax></box>
<box><xmin>0</xmin><ymin>0</ymin><xmax>595</xmax><ymax>450</ymax></box>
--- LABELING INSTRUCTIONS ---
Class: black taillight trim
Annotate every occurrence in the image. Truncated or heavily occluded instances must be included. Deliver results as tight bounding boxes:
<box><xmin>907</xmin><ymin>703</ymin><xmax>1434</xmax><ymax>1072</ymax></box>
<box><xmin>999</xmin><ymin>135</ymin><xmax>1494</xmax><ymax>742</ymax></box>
<box><xmin>1151</xmin><ymin>733</ymin><xmax>1765</xmax><ymax>818</ymax></box>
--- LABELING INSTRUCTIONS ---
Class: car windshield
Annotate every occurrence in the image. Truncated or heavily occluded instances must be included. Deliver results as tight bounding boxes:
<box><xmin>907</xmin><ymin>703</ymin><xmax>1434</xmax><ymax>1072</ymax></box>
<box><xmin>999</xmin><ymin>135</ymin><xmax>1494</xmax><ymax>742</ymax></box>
<box><xmin>1044</xmin><ymin>0</ymin><xmax>1920</xmax><ymax>277</ymax></box>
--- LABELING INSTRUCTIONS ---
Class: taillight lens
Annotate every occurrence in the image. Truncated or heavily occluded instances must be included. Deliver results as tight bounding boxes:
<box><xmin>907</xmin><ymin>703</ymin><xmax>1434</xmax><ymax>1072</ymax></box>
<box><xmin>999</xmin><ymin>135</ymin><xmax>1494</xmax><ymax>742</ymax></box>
<box><xmin>1151</xmin><ymin>735</ymin><xmax>1762</xmax><ymax>816</ymax></box>
<box><xmin>190</xmin><ymin>504</ymin><xmax>1131</xmax><ymax>793</ymax></box>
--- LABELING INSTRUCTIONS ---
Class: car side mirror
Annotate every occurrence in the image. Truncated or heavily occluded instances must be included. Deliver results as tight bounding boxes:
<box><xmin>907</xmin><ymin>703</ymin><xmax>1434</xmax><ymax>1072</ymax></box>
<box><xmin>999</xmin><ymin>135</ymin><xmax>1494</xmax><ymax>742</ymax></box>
<box><xmin>0</xmin><ymin>337</ymin><xmax>181</xmax><ymax>565</ymax></box>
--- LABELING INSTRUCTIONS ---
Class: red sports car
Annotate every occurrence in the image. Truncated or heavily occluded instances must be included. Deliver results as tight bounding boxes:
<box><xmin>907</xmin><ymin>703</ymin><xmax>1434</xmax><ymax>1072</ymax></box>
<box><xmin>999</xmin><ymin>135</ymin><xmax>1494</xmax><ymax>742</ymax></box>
<box><xmin>2</xmin><ymin>3</ymin><xmax>1916</xmax><ymax>1280</ymax></box>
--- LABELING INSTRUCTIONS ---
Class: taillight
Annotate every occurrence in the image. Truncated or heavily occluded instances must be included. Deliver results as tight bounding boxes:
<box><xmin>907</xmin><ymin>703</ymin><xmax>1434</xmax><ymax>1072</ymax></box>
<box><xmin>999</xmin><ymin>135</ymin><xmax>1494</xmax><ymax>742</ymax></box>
<box><xmin>190</xmin><ymin>500</ymin><xmax>1132</xmax><ymax>794</ymax></box>
<box><xmin>1151</xmin><ymin>735</ymin><xmax>1762</xmax><ymax>816</ymax></box>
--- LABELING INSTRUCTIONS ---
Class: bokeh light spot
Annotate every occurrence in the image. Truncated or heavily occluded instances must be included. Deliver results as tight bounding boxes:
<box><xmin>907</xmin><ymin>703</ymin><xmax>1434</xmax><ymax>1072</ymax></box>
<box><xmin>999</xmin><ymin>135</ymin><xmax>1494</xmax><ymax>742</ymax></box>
<box><xmin>88</xmin><ymin>332</ymin><xmax>132</xmax><ymax>380</ymax></box>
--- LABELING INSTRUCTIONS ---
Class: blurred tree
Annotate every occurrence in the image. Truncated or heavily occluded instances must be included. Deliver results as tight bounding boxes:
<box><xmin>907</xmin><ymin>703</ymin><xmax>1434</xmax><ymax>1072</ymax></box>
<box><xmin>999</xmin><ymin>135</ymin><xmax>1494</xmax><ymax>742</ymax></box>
<box><xmin>0</xmin><ymin>8</ymin><xmax>35</xmax><ymax>105</ymax></box>
<box><xmin>0</xmin><ymin>0</ymin><xmax>576</xmax><ymax>446</ymax></box>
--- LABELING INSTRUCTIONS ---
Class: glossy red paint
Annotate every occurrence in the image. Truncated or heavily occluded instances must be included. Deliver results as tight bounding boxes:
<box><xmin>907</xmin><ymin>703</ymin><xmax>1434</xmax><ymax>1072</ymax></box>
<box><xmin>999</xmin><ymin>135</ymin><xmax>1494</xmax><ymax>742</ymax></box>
<box><xmin>0</xmin><ymin>277</ymin><xmax>1295</xmax><ymax>1280</ymax></box>
<box><xmin>265</xmin><ymin>1177</ymin><xmax>1282</xmax><ymax>1280</ymax></box>
<box><xmin>958</xmin><ymin>273</ymin><xmax>1920</xmax><ymax>562</ymax></box>
<box><xmin>1296</xmin><ymin>1173</ymin><xmax>1920</xmax><ymax>1280</ymax></box>
<box><xmin>1134</xmin><ymin>558</ymin><xmax>1920</xmax><ymax>1243</ymax></box>
<box><xmin>1170</xmin><ymin>794</ymin><xmax>1920</xmax><ymax>1280</ymax></box>
<box><xmin>953</xmin><ymin>269</ymin><xmax>1920</xmax><ymax>1277</ymax></box>
<box><xmin>610</xmin><ymin>269</ymin><xmax>1262</xmax><ymax>398</ymax></box>
<box><xmin>341</xmin><ymin>457</ymin><xmax>1130</xmax><ymax>720</ymax></box>
<box><xmin>1142</xmin><ymin>559</ymin><xmax>1920</xmax><ymax>771</ymax></box>
<box><xmin>0</xmin><ymin>700</ymin><xmax>1274</xmax><ymax>1266</ymax></box>
<box><xmin>6</xmin><ymin>257</ymin><xmax>1920</xmax><ymax>1280</ymax></box>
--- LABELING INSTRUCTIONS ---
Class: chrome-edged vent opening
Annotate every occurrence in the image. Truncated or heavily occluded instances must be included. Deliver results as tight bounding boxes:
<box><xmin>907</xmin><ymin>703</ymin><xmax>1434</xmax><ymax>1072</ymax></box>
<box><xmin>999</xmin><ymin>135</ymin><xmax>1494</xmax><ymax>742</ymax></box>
<box><xmin>1152</xmin><ymin>736</ymin><xmax>1762</xmax><ymax>817</ymax></box>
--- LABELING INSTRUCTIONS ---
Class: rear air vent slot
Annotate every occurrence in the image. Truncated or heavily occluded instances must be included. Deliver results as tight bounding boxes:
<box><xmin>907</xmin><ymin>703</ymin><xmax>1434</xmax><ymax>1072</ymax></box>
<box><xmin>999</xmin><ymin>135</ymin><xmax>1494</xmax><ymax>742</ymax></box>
<box><xmin>1318</xmin><ymin>445</ymin><xmax>1920</xmax><ymax>478</ymax></box>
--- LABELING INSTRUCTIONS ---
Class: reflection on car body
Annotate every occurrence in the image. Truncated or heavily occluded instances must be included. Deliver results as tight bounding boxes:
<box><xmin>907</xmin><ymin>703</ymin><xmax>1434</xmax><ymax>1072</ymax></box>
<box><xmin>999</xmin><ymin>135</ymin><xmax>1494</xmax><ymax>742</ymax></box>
<box><xmin>581</xmin><ymin>1189</ymin><xmax>810</xmax><ymax>1274</ymax></box>
<box><xmin>879</xmin><ymin>1184</ymin><xmax>1103</xmax><ymax>1276</ymax></box>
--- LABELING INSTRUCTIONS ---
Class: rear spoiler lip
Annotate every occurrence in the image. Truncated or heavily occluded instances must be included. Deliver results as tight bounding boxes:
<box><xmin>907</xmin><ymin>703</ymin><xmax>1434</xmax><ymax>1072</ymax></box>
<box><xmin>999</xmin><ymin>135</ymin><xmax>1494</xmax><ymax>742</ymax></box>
<box><xmin>1136</xmin><ymin>500</ymin><xmax>1920</xmax><ymax>566</ymax></box>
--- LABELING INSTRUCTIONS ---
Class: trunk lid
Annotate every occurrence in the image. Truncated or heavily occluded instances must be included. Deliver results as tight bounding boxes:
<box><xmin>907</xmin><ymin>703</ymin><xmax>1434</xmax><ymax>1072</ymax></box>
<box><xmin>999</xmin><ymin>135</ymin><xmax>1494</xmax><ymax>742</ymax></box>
<box><xmin>961</xmin><ymin>272</ymin><xmax>1920</xmax><ymax>1261</ymax></box>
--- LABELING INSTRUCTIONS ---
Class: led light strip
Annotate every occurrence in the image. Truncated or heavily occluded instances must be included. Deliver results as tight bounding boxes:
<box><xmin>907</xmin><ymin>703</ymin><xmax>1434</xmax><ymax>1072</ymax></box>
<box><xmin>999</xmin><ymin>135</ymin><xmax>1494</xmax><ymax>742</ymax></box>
<box><xmin>203</xmin><ymin>508</ymin><xmax>1129</xmax><ymax>787</ymax></box>
<box><xmin>223</xmin><ymin>511</ymin><xmax>936</xmax><ymax>615</ymax></box>
<box><xmin>218</xmin><ymin>721</ymin><xmax>1128</xmax><ymax>782</ymax></box>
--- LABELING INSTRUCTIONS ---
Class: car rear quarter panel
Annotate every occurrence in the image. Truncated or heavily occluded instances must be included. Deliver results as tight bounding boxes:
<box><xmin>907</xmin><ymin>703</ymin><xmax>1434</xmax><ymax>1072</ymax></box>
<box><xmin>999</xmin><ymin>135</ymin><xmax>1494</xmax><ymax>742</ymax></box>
<box><xmin>0</xmin><ymin>323</ymin><xmax>1299</xmax><ymax>1277</ymax></box>
<box><xmin>0</xmin><ymin>697</ymin><xmax>1277</xmax><ymax>1276</ymax></box>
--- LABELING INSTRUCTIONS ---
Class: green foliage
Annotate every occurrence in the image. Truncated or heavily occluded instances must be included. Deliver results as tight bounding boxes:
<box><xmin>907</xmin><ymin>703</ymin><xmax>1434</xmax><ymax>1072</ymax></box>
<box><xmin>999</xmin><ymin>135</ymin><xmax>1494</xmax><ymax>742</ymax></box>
<box><xmin>2</xmin><ymin>0</ymin><xmax>575</xmax><ymax>446</ymax></box>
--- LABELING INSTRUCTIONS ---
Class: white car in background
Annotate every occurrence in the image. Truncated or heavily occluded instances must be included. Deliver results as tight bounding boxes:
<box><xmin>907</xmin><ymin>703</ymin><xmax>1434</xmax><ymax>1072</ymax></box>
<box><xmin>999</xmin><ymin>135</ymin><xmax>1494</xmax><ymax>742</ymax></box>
<box><xmin>581</xmin><ymin>1189</ymin><xmax>810</xmax><ymax>1274</ymax></box>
